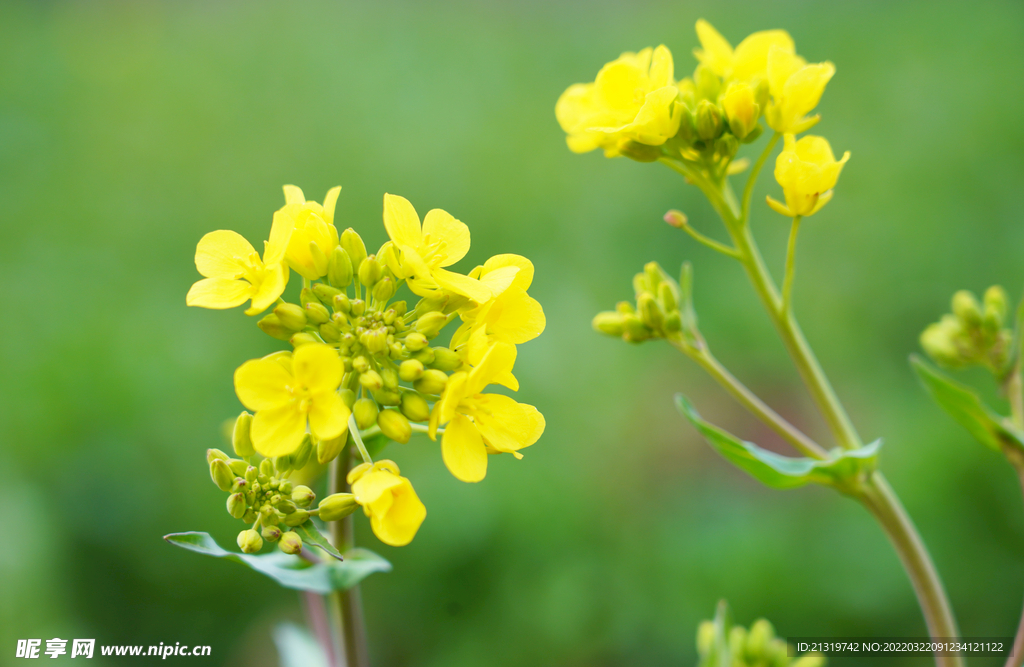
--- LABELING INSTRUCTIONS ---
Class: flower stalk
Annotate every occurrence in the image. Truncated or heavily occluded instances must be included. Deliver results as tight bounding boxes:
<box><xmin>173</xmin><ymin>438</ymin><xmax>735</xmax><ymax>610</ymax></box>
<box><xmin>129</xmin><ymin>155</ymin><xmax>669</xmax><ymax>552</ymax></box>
<box><xmin>329</xmin><ymin>448</ymin><xmax>369</xmax><ymax>667</ymax></box>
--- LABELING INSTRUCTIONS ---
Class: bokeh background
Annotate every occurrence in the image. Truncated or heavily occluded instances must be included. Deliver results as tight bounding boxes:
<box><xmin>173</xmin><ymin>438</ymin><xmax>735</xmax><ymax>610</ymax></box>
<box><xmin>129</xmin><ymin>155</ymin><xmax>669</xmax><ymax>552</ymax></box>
<box><xmin>3</xmin><ymin>0</ymin><xmax>1024</xmax><ymax>665</ymax></box>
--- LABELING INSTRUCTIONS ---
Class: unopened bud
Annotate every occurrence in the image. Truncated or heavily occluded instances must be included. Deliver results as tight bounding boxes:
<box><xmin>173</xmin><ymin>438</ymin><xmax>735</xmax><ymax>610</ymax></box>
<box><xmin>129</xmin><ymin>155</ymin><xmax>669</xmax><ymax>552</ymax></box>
<box><xmin>227</xmin><ymin>492</ymin><xmax>247</xmax><ymax>519</ymax></box>
<box><xmin>259</xmin><ymin>459</ymin><xmax>274</xmax><ymax>477</ymax></box>
<box><xmin>333</xmin><ymin>293</ymin><xmax>352</xmax><ymax>314</ymax></box>
<box><xmin>695</xmin><ymin>99</ymin><xmax>723</xmax><ymax>142</ymax></box>
<box><xmin>210</xmin><ymin>459</ymin><xmax>234</xmax><ymax>491</ymax></box>
<box><xmin>414</xmin><ymin>369</ymin><xmax>448</xmax><ymax>395</ymax></box>
<box><xmin>372</xmin><ymin>389</ymin><xmax>401</xmax><ymax>406</ymax></box>
<box><xmin>237</xmin><ymin>529</ymin><xmax>263</xmax><ymax>554</ymax></box>
<box><xmin>292</xmin><ymin>485</ymin><xmax>316</xmax><ymax>508</ymax></box>
<box><xmin>412</xmin><ymin>347</ymin><xmax>436</xmax><ymax>365</ymax></box>
<box><xmin>378</xmin><ymin>409</ymin><xmax>412</xmax><ymax>444</ymax></box>
<box><xmin>319</xmin><ymin>321</ymin><xmax>341</xmax><ymax>343</ymax></box>
<box><xmin>400</xmin><ymin>392</ymin><xmax>431</xmax><ymax>422</ymax></box>
<box><xmin>258</xmin><ymin>314</ymin><xmax>295</xmax><ymax>341</ymax></box>
<box><xmin>372</xmin><ymin>276</ymin><xmax>396</xmax><ymax>302</ymax></box>
<box><xmin>663</xmin><ymin>210</ymin><xmax>687</xmax><ymax>229</ymax></box>
<box><xmin>404</xmin><ymin>332</ymin><xmax>429</xmax><ymax>351</ymax></box>
<box><xmin>592</xmin><ymin>312</ymin><xmax>625</xmax><ymax>337</ymax></box>
<box><xmin>261</xmin><ymin>524</ymin><xmax>282</xmax><ymax>543</ymax></box>
<box><xmin>415</xmin><ymin>312</ymin><xmax>447</xmax><ymax>338</ymax></box>
<box><xmin>349</xmin><ymin>298</ymin><xmax>366</xmax><ymax>317</ymax></box>
<box><xmin>637</xmin><ymin>291</ymin><xmax>664</xmax><ymax>331</ymax></box>
<box><xmin>276</xmin><ymin>499</ymin><xmax>298</xmax><ymax>514</ymax></box>
<box><xmin>328</xmin><ymin>246</ymin><xmax>354</xmax><ymax>287</ymax></box>
<box><xmin>274</xmin><ymin>303</ymin><xmax>307</xmax><ymax>331</ymax></box>
<box><xmin>341</xmin><ymin>228</ymin><xmax>367</xmax><ymax>271</ymax></box>
<box><xmin>284</xmin><ymin>509</ymin><xmax>310</xmax><ymax>527</ymax></box>
<box><xmin>696</xmin><ymin>621</ymin><xmax>715</xmax><ymax>656</ymax></box>
<box><xmin>431</xmin><ymin>347</ymin><xmax>461</xmax><ymax>371</ymax></box>
<box><xmin>290</xmin><ymin>332</ymin><xmax>320</xmax><ymax>347</ymax></box>
<box><xmin>352</xmin><ymin>355</ymin><xmax>370</xmax><ymax>373</ymax></box>
<box><xmin>232</xmin><ymin>412</ymin><xmax>255</xmax><ymax>457</ymax></box>
<box><xmin>714</xmin><ymin>133</ymin><xmax>739</xmax><ymax>160</ymax></box>
<box><xmin>358</xmin><ymin>255</ymin><xmax>382</xmax><ymax>287</ymax></box>
<box><xmin>399</xmin><ymin>359</ymin><xmax>424</xmax><ymax>381</ymax></box>
<box><xmin>353</xmin><ymin>398</ymin><xmax>379</xmax><ymax>430</ymax></box>
<box><xmin>728</xmin><ymin>626</ymin><xmax>747</xmax><ymax>658</ymax></box>
<box><xmin>616</xmin><ymin>138</ymin><xmax>661</xmax><ymax>162</ymax></box>
<box><xmin>658</xmin><ymin>281</ymin><xmax>679</xmax><ymax>314</ymax></box>
<box><xmin>359</xmin><ymin>370</ymin><xmax>384</xmax><ymax>392</ymax></box>
<box><xmin>380</xmin><ymin>367</ymin><xmax>399</xmax><ymax>391</ymax></box>
<box><xmin>952</xmin><ymin>290</ymin><xmax>982</xmax><ymax>327</ymax></box>
<box><xmin>313</xmin><ymin>283</ymin><xmax>342</xmax><ymax>305</ymax></box>
<box><xmin>278</xmin><ymin>531</ymin><xmax>303</xmax><ymax>555</ymax></box>
<box><xmin>317</xmin><ymin>433</ymin><xmax>347</xmax><ymax>465</ymax></box>
<box><xmin>244</xmin><ymin>465</ymin><xmax>258</xmax><ymax>483</ymax></box>
<box><xmin>305</xmin><ymin>302</ymin><xmax>330</xmax><ymax>325</ymax></box>
<box><xmin>746</xmin><ymin>619</ymin><xmax>775</xmax><ymax>658</ymax></box>
<box><xmin>318</xmin><ymin>493</ymin><xmax>359</xmax><ymax>521</ymax></box>
<box><xmin>984</xmin><ymin>285</ymin><xmax>1008</xmax><ymax>329</ymax></box>
<box><xmin>207</xmin><ymin>448</ymin><xmax>230</xmax><ymax>464</ymax></box>
<box><xmin>300</xmin><ymin>287</ymin><xmax>324</xmax><ymax>309</ymax></box>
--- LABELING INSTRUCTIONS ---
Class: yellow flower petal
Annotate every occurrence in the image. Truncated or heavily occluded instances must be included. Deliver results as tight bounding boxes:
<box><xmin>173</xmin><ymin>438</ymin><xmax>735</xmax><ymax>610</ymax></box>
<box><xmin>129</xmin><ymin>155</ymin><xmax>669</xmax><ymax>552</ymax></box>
<box><xmin>487</xmin><ymin>287</ymin><xmax>546</xmax><ymax>344</ymax></box>
<box><xmin>382</xmin><ymin>193</ymin><xmax>423</xmax><ymax>249</ymax></box>
<box><xmin>442</xmin><ymin>414</ymin><xmax>488</xmax><ymax>482</ymax></box>
<box><xmin>283</xmin><ymin>185</ymin><xmax>305</xmax><ymax>205</ymax></box>
<box><xmin>370</xmin><ymin>480</ymin><xmax>425</xmax><ymax>547</ymax></box>
<box><xmin>732</xmin><ymin>29</ymin><xmax>794</xmax><ymax>82</ymax></box>
<box><xmin>251</xmin><ymin>404</ymin><xmax>306</xmax><ymax>457</ymax></box>
<box><xmin>195</xmin><ymin>230</ymin><xmax>256</xmax><ymax>279</ymax></box>
<box><xmin>308</xmin><ymin>391</ymin><xmax>349</xmax><ymax>441</ymax></box>
<box><xmin>186</xmin><ymin>277</ymin><xmax>251</xmax><ymax>310</ymax></box>
<box><xmin>234</xmin><ymin>358</ymin><xmax>293</xmax><ymax>411</ymax></box>
<box><xmin>246</xmin><ymin>263</ymin><xmax>289</xmax><ymax>315</ymax></box>
<box><xmin>352</xmin><ymin>469</ymin><xmax>403</xmax><ymax>506</ymax></box>
<box><xmin>292</xmin><ymin>343</ymin><xmax>343</xmax><ymax>394</ymax></box>
<box><xmin>466</xmin><ymin>341</ymin><xmax>517</xmax><ymax>396</ymax></box>
<box><xmin>694</xmin><ymin>19</ymin><xmax>733</xmax><ymax>77</ymax></box>
<box><xmin>482</xmin><ymin>254</ymin><xmax>534</xmax><ymax>291</ymax></box>
<box><xmin>473</xmin><ymin>394</ymin><xmax>544</xmax><ymax>453</ymax></box>
<box><xmin>422</xmin><ymin>208</ymin><xmax>470</xmax><ymax>266</ymax></box>
<box><xmin>322</xmin><ymin>186</ymin><xmax>342</xmax><ymax>226</ymax></box>
<box><xmin>433</xmin><ymin>268</ymin><xmax>492</xmax><ymax>303</ymax></box>
<box><xmin>477</xmin><ymin>265</ymin><xmax>520</xmax><ymax>296</ymax></box>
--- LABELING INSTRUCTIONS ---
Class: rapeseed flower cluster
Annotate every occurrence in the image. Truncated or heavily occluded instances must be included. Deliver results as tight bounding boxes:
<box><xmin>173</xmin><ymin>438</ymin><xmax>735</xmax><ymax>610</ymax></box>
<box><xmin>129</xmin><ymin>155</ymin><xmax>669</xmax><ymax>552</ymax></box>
<box><xmin>556</xmin><ymin>19</ymin><xmax>849</xmax><ymax>219</ymax></box>
<box><xmin>920</xmin><ymin>286</ymin><xmax>1011</xmax><ymax>373</ymax></box>
<box><xmin>189</xmin><ymin>186</ymin><xmax>545</xmax><ymax>550</ymax></box>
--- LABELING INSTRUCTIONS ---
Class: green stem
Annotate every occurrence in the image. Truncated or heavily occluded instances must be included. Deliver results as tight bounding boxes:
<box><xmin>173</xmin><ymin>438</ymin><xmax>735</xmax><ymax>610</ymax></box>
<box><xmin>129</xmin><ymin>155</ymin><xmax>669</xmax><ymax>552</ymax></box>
<box><xmin>780</xmin><ymin>216</ymin><xmax>802</xmax><ymax>316</ymax></box>
<box><xmin>328</xmin><ymin>449</ymin><xmax>369</xmax><ymax>667</ymax></box>
<box><xmin>1006</xmin><ymin>458</ymin><xmax>1024</xmax><ymax>667</ymax></box>
<box><xmin>741</xmin><ymin>132</ymin><xmax>780</xmax><ymax>222</ymax></box>
<box><xmin>677</xmin><ymin>220</ymin><xmax>742</xmax><ymax>259</ymax></box>
<box><xmin>1005</xmin><ymin>366</ymin><xmax>1024</xmax><ymax>667</ymax></box>
<box><xmin>348</xmin><ymin>415</ymin><xmax>373</xmax><ymax>465</ymax></box>
<box><xmin>668</xmin><ymin>337</ymin><xmax>826</xmax><ymax>459</ymax></box>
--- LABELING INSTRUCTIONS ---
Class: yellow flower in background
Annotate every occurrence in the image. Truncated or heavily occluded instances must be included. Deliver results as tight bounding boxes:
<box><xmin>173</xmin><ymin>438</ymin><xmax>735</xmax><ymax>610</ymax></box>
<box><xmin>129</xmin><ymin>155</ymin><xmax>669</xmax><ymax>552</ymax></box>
<box><xmin>429</xmin><ymin>342</ymin><xmax>545</xmax><ymax>482</ymax></box>
<box><xmin>233</xmin><ymin>344</ymin><xmax>349</xmax><ymax>457</ymax></box>
<box><xmin>765</xmin><ymin>45</ymin><xmax>835</xmax><ymax>133</ymax></box>
<box><xmin>381</xmin><ymin>193</ymin><xmax>491</xmax><ymax>302</ymax></box>
<box><xmin>767</xmin><ymin>134</ymin><xmax>849</xmax><ymax>217</ymax></box>
<box><xmin>693</xmin><ymin>19</ymin><xmax>795</xmax><ymax>84</ymax></box>
<box><xmin>272</xmin><ymin>185</ymin><xmax>342</xmax><ymax>280</ymax></box>
<box><xmin>556</xmin><ymin>45</ymin><xmax>682</xmax><ymax>156</ymax></box>
<box><xmin>348</xmin><ymin>460</ymin><xmax>426</xmax><ymax>547</ymax></box>
<box><xmin>186</xmin><ymin>225</ymin><xmax>290</xmax><ymax>316</ymax></box>
<box><xmin>450</xmin><ymin>254</ymin><xmax>546</xmax><ymax>362</ymax></box>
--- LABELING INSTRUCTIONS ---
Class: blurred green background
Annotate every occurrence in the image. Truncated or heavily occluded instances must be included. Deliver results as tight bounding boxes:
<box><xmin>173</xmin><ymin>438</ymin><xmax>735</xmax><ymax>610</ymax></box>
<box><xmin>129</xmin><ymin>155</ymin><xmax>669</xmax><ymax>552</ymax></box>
<box><xmin>2</xmin><ymin>0</ymin><xmax>1023</xmax><ymax>665</ymax></box>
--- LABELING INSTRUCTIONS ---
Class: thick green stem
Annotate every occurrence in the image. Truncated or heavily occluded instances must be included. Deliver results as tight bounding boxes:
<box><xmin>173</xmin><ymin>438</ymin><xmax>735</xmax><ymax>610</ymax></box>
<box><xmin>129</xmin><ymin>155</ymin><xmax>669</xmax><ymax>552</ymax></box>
<box><xmin>780</xmin><ymin>216</ymin><xmax>802</xmax><ymax>316</ymax></box>
<box><xmin>1005</xmin><ymin>366</ymin><xmax>1024</xmax><ymax>667</ymax></box>
<box><xmin>328</xmin><ymin>449</ymin><xmax>369</xmax><ymax>667</ymax></box>
<box><xmin>1006</xmin><ymin>458</ymin><xmax>1024</xmax><ymax>667</ymax></box>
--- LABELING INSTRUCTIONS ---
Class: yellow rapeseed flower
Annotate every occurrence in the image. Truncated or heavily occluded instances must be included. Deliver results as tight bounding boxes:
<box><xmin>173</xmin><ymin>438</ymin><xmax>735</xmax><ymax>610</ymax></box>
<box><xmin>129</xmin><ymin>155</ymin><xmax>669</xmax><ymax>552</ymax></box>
<box><xmin>556</xmin><ymin>45</ymin><xmax>682</xmax><ymax>156</ymax></box>
<box><xmin>765</xmin><ymin>45</ymin><xmax>835</xmax><ymax>134</ymax></box>
<box><xmin>348</xmin><ymin>460</ymin><xmax>426</xmax><ymax>547</ymax></box>
<box><xmin>767</xmin><ymin>133</ymin><xmax>849</xmax><ymax>217</ymax></box>
<box><xmin>186</xmin><ymin>225</ymin><xmax>291</xmax><ymax>316</ymax></box>
<box><xmin>693</xmin><ymin>19</ymin><xmax>795</xmax><ymax>84</ymax></box>
<box><xmin>381</xmin><ymin>193</ymin><xmax>491</xmax><ymax>302</ymax></box>
<box><xmin>428</xmin><ymin>342</ymin><xmax>545</xmax><ymax>482</ymax></box>
<box><xmin>272</xmin><ymin>185</ymin><xmax>342</xmax><ymax>280</ymax></box>
<box><xmin>233</xmin><ymin>344</ymin><xmax>349</xmax><ymax>457</ymax></box>
<box><xmin>451</xmin><ymin>254</ymin><xmax>546</xmax><ymax>355</ymax></box>
<box><xmin>720</xmin><ymin>81</ymin><xmax>759</xmax><ymax>139</ymax></box>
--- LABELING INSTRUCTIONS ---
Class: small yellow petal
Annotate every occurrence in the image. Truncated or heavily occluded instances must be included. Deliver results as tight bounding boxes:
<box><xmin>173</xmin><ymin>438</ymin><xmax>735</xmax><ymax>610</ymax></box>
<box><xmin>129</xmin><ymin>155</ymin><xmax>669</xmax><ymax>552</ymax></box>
<box><xmin>282</xmin><ymin>185</ymin><xmax>305</xmax><ymax>205</ymax></box>
<box><xmin>482</xmin><ymin>254</ymin><xmax>534</xmax><ymax>291</ymax></box>
<box><xmin>251</xmin><ymin>404</ymin><xmax>306</xmax><ymax>457</ymax></box>
<box><xmin>442</xmin><ymin>414</ymin><xmax>488</xmax><ymax>482</ymax></box>
<box><xmin>766</xmin><ymin>195</ymin><xmax>793</xmax><ymax>217</ymax></box>
<box><xmin>186</xmin><ymin>277</ymin><xmax>251</xmax><ymax>310</ymax></box>
<box><xmin>195</xmin><ymin>230</ymin><xmax>256</xmax><ymax>279</ymax></box>
<box><xmin>473</xmin><ymin>394</ymin><xmax>544</xmax><ymax>453</ymax></box>
<box><xmin>432</xmin><ymin>268</ymin><xmax>492</xmax><ymax>303</ymax></box>
<box><xmin>234</xmin><ymin>358</ymin><xmax>293</xmax><ymax>411</ymax></box>
<box><xmin>309</xmin><ymin>391</ymin><xmax>349</xmax><ymax>442</ymax></box>
<box><xmin>292</xmin><ymin>343</ymin><xmax>343</xmax><ymax>394</ymax></box>
<box><xmin>322</xmin><ymin>186</ymin><xmax>342</xmax><ymax>226</ymax></box>
<box><xmin>422</xmin><ymin>208</ymin><xmax>471</xmax><ymax>266</ymax></box>
<box><xmin>382</xmin><ymin>194</ymin><xmax>423</xmax><ymax>249</ymax></box>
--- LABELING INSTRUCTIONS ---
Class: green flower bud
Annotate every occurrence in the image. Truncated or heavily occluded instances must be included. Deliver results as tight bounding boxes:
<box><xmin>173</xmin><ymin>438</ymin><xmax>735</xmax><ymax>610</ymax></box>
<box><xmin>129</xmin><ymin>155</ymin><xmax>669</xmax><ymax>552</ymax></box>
<box><xmin>242</xmin><ymin>508</ymin><xmax>258</xmax><ymax>523</ymax></box>
<box><xmin>232</xmin><ymin>412</ymin><xmax>255</xmax><ymax>458</ymax></box>
<box><xmin>696</xmin><ymin>621</ymin><xmax>715</xmax><ymax>657</ymax></box>
<box><xmin>210</xmin><ymin>459</ymin><xmax>234</xmax><ymax>491</ymax></box>
<box><xmin>259</xmin><ymin>459</ymin><xmax>274</xmax><ymax>477</ymax></box>
<box><xmin>328</xmin><ymin>247</ymin><xmax>354</xmax><ymax>288</ymax></box>
<box><xmin>277</xmin><ymin>499</ymin><xmax>298</xmax><ymax>514</ymax></box>
<box><xmin>275</xmin><ymin>453</ymin><xmax>293</xmax><ymax>474</ymax></box>
<box><xmin>372</xmin><ymin>389</ymin><xmax>401</xmax><ymax>406</ymax></box>
<box><xmin>714</xmin><ymin>133</ymin><xmax>739</xmax><ymax>160</ymax></box>
<box><xmin>358</xmin><ymin>255</ymin><xmax>383</xmax><ymax>287</ymax></box>
<box><xmin>378</xmin><ymin>409</ymin><xmax>412</xmax><ymax>444</ymax></box>
<box><xmin>362</xmin><ymin>328</ymin><xmax>389</xmax><ymax>354</ymax></box>
<box><xmin>622</xmin><ymin>313</ymin><xmax>651</xmax><ymax>342</ymax></box>
<box><xmin>261</xmin><ymin>524</ymin><xmax>282</xmax><ymax>543</ymax></box>
<box><xmin>305</xmin><ymin>302</ymin><xmax>331</xmax><ymax>325</ymax></box>
<box><xmin>746</xmin><ymin>619</ymin><xmax>775</xmax><ymax>659</ymax></box>
<box><xmin>319</xmin><ymin>321</ymin><xmax>341</xmax><ymax>343</ymax></box>
<box><xmin>352</xmin><ymin>355</ymin><xmax>370</xmax><ymax>373</ymax></box>
<box><xmin>207</xmin><ymin>448</ymin><xmax>230</xmax><ymax>464</ymax></box>
<box><xmin>292</xmin><ymin>485</ymin><xmax>316</xmax><ymax>508</ymax></box>
<box><xmin>694</xmin><ymin>64</ymin><xmax>721</xmax><ymax>102</ymax></box>
<box><xmin>279</xmin><ymin>479</ymin><xmax>293</xmax><ymax>494</ymax></box>
<box><xmin>300</xmin><ymin>287</ymin><xmax>324</xmax><ymax>309</ymax></box>
<box><xmin>274</xmin><ymin>303</ymin><xmax>307</xmax><ymax>331</ymax></box>
<box><xmin>381</xmin><ymin>367</ymin><xmax>399</xmax><ymax>391</ymax></box>
<box><xmin>664</xmin><ymin>311</ymin><xmax>682</xmax><ymax>333</ymax></box>
<box><xmin>317</xmin><ymin>433</ymin><xmax>347</xmax><ymax>465</ymax></box>
<box><xmin>353</xmin><ymin>398</ymin><xmax>379</xmax><ymax>430</ymax></box>
<box><xmin>400</xmin><ymin>392</ymin><xmax>431</xmax><ymax>422</ymax></box>
<box><xmin>284</xmin><ymin>509</ymin><xmax>310</xmax><ymax>527</ymax></box>
<box><xmin>728</xmin><ymin>626</ymin><xmax>747</xmax><ymax>659</ymax></box>
<box><xmin>293</xmin><ymin>434</ymin><xmax>313</xmax><ymax>470</ymax></box>
<box><xmin>399</xmin><ymin>359</ymin><xmax>424</xmax><ymax>381</ymax></box>
<box><xmin>360</xmin><ymin>370</ymin><xmax>384</xmax><ymax>392</ymax></box>
<box><xmin>227</xmin><ymin>458</ymin><xmax>248</xmax><ymax>476</ymax></box>
<box><xmin>414</xmin><ymin>369</ymin><xmax>448</xmax><ymax>395</ymax></box>
<box><xmin>244</xmin><ymin>465</ymin><xmax>258</xmax><ymax>483</ymax></box>
<box><xmin>952</xmin><ymin>290</ymin><xmax>982</xmax><ymax>328</ymax></box>
<box><xmin>766</xmin><ymin>638</ymin><xmax>789</xmax><ymax>667</ymax></box>
<box><xmin>260</xmin><ymin>504</ymin><xmax>280</xmax><ymax>526</ymax></box>
<box><xmin>333</xmin><ymin>292</ymin><xmax>352</xmax><ymax>313</ymax></box>
<box><xmin>257</xmin><ymin>314</ymin><xmax>295</xmax><ymax>341</ymax></box>
<box><xmin>341</xmin><ymin>228</ymin><xmax>367</xmax><ymax>273</ymax></box>
<box><xmin>984</xmin><ymin>285</ymin><xmax>1008</xmax><ymax>330</ymax></box>
<box><xmin>615</xmin><ymin>301</ymin><xmax>635</xmax><ymax>315</ymax></box>
<box><xmin>431</xmin><ymin>347</ymin><xmax>462</xmax><ymax>371</ymax></box>
<box><xmin>318</xmin><ymin>493</ymin><xmax>359</xmax><ymax>521</ymax></box>
<box><xmin>658</xmin><ymin>280</ymin><xmax>679</xmax><ymax>314</ymax></box>
<box><xmin>415</xmin><ymin>312</ymin><xmax>447</xmax><ymax>339</ymax></box>
<box><xmin>313</xmin><ymin>283</ymin><xmax>342</xmax><ymax>305</ymax></box>
<box><xmin>412</xmin><ymin>347</ymin><xmax>436</xmax><ymax>365</ymax></box>
<box><xmin>279</xmin><ymin>531</ymin><xmax>303</xmax><ymax>555</ymax></box>
<box><xmin>637</xmin><ymin>291</ymin><xmax>664</xmax><ymax>331</ymax></box>
<box><xmin>372</xmin><ymin>276</ymin><xmax>396</xmax><ymax>302</ymax></box>
<box><xmin>339</xmin><ymin>388</ymin><xmax>357</xmax><ymax>408</ymax></box>
<box><xmin>290</xmin><ymin>332</ymin><xmax>320</xmax><ymax>347</ymax></box>
<box><xmin>404</xmin><ymin>332</ymin><xmax>429</xmax><ymax>351</ymax></box>
<box><xmin>616</xmin><ymin>138</ymin><xmax>661</xmax><ymax>162</ymax></box>
<box><xmin>592</xmin><ymin>311</ymin><xmax>625</xmax><ymax>337</ymax></box>
<box><xmin>695</xmin><ymin>99</ymin><xmax>724</xmax><ymax>142</ymax></box>
<box><xmin>237</xmin><ymin>529</ymin><xmax>263</xmax><ymax>554</ymax></box>
<box><xmin>921</xmin><ymin>319</ymin><xmax>963</xmax><ymax>367</ymax></box>
<box><xmin>350</xmin><ymin>298</ymin><xmax>366</xmax><ymax>317</ymax></box>
<box><xmin>227</xmin><ymin>492</ymin><xmax>247</xmax><ymax>519</ymax></box>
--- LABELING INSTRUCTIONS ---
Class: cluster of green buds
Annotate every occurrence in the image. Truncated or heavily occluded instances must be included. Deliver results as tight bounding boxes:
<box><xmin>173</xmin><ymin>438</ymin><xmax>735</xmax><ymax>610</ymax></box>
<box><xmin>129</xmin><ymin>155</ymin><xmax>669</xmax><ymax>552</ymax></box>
<box><xmin>208</xmin><ymin>413</ymin><xmax>360</xmax><ymax>554</ymax></box>
<box><xmin>920</xmin><ymin>286</ymin><xmax>1011</xmax><ymax>373</ymax></box>
<box><xmin>257</xmin><ymin>226</ymin><xmax>460</xmax><ymax>447</ymax></box>
<box><xmin>697</xmin><ymin>612</ymin><xmax>824</xmax><ymax>667</ymax></box>
<box><xmin>592</xmin><ymin>259</ymin><xmax>696</xmax><ymax>344</ymax></box>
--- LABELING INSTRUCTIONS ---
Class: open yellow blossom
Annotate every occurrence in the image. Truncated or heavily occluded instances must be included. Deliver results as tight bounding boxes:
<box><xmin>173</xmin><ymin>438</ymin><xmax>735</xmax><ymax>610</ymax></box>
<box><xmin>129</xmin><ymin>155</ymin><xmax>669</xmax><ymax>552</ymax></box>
<box><xmin>556</xmin><ymin>45</ymin><xmax>682</xmax><ymax>156</ymax></box>
<box><xmin>186</xmin><ymin>225</ymin><xmax>290</xmax><ymax>316</ymax></box>
<box><xmin>381</xmin><ymin>193</ymin><xmax>491</xmax><ymax>302</ymax></box>
<box><xmin>429</xmin><ymin>341</ymin><xmax>545</xmax><ymax>482</ymax></box>
<box><xmin>765</xmin><ymin>45</ymin><xmax>835</xmax><ymax>133</ymax></box>
<box><xmin>767</xmin><ymin>134</ymin><xmax>849</xmax><ymax>217</ymax></box>
<box><xmin>693</xmin><ymin>19</ymin><xmax>794</xmax><ymax>84</ymax></box>
<box><xmin>450</xmin><ymin>254</ymin><xmax>546</xmax><ymax>368</ymax></box>
<box><xmin>233</xmin><ymin>344</ymin><xmax>349</xmax><ymax>457</ymax></box>
<box><xmin>348</xmin><ymin>460</ymin><xmax>426</xmax><ymax>547</ymax></box>
<box><xmin>272</xmin><ymin>185</ymin><xmax>342</xmax><ymax>280</ymax></box>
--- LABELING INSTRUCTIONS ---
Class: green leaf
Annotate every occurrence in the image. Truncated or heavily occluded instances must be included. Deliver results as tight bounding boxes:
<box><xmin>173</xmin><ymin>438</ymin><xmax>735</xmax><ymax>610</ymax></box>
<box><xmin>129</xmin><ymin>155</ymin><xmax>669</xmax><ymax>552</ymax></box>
<box><xmin>911</xmin><ymin>355</ymin><xmax>1024</xmax><ymax>455</ymax></box>
<box><xmin>676</xmin><ymin>395</ymin><xmax>880</xmax><ymax>491</ymax></box>
<box><xmin>164</xmin><ymin>532</ymin><xmax>391</xmax><ymax>594</ymax></box>
<box><xmin>293</xmin><ymin>520</ymin><xmax>343</xmax><ymax>561</ymax></box>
